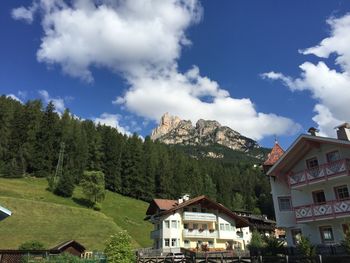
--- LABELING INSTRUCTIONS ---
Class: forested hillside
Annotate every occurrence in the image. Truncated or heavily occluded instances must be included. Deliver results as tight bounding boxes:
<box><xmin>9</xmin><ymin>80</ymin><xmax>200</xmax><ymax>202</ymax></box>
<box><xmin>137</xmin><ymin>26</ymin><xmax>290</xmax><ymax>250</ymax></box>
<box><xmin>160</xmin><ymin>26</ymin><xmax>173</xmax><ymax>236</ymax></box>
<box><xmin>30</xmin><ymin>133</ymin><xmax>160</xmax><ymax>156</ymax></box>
<box><xmin>0</xmin><ymin>96</ymin><xmax>273</xmax><ymax>217</ymax></box>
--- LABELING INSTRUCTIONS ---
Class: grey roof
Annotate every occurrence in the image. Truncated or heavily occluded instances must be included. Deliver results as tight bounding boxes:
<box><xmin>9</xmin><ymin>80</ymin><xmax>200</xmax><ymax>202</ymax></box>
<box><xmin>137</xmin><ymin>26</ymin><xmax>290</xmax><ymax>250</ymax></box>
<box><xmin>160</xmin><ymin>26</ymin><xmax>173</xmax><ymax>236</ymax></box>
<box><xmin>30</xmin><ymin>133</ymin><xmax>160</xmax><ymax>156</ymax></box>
<box><xmin>0</xmin><ymin>205</ymin><xmax>12</xmax><ymax>221</ymax></box>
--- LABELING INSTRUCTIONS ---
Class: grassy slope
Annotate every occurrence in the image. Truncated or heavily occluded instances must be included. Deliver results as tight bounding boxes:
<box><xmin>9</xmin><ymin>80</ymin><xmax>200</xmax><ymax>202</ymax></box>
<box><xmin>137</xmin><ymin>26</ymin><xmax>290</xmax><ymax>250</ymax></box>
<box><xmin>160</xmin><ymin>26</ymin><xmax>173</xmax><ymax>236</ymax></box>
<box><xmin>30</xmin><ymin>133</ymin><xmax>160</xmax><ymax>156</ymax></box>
<box><xmin>0</xmin><ymin>178</ymin><xmax>152</xmax><ymax>250</ymax></box>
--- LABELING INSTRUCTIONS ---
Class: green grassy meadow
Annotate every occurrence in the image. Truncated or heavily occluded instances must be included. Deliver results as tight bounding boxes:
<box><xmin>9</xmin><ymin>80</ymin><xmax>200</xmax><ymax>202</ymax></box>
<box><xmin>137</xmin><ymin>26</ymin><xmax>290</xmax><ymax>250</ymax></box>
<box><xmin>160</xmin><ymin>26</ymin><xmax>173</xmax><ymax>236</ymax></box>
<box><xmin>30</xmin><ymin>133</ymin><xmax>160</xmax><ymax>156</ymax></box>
<box><xmin>0</xmin><ymin>178</ymin><xmax>152</xmax><ymax>250</ymax></box>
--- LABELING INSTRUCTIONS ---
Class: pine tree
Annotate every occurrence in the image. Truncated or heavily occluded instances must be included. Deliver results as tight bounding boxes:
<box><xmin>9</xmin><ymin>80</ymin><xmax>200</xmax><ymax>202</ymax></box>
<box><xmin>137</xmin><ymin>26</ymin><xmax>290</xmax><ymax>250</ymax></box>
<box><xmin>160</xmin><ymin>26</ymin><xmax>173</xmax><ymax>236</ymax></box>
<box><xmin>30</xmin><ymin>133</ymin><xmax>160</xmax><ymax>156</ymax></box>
<box><xmin>142</xmin><ymin>137</ymin><xmax>157</xmax><ymax>201</ymax></box>
<box><xmin>33</xmin><ymin>101</ymin><xmax>60</xmax><ymax>177</ymax></box>
<box><xmin>54</xmin><ymin>169</ymin><xmax>75</xmax><ymax>197</ymax></box>
<box><xmin>100</xmin><ymin>126</ymin><xmax>122</xmax><ymax>192</ymax></box>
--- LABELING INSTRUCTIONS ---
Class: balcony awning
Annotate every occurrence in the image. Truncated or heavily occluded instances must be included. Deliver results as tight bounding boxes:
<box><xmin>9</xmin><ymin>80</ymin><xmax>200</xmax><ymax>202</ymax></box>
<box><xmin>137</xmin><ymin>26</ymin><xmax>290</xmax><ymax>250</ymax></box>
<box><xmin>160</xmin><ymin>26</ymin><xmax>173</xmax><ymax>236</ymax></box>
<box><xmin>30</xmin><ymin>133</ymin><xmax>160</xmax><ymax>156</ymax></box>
<box><xmin>0</xmin><ymin>205</ymin><xmax>12</xmax><ymax>221</ymax></box>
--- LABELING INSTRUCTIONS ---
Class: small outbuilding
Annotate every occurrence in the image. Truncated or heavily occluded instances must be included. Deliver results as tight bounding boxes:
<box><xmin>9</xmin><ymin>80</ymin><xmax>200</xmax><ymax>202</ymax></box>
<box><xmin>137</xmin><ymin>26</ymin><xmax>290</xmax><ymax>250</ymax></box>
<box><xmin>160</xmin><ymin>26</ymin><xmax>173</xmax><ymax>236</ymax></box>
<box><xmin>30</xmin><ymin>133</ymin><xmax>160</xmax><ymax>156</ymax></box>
<box><xmin>50</xmin><ymin>240</ymin><xmax>86</xmax><ymax>256</ymax></box>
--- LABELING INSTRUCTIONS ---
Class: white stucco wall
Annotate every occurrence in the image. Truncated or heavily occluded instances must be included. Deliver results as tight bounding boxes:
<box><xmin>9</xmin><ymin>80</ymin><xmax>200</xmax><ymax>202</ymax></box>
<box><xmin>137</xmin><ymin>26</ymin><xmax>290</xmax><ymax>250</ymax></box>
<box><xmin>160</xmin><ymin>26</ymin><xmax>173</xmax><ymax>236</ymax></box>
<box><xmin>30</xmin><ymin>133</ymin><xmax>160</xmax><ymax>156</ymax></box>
<box><xmin>270</xmin><ymin>141</ymin><xmax>350</xmax><ymax>246</ymax></box>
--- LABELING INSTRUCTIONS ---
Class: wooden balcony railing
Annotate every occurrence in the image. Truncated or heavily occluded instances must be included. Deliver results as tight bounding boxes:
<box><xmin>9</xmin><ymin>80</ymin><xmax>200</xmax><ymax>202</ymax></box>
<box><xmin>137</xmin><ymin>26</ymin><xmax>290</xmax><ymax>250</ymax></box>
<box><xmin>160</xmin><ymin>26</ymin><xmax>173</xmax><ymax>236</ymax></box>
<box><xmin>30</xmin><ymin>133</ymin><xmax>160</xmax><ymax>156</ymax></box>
<box><xmin>288</xmin><ymin>159</ymin><xmax>350</xmax><ymax>187</ymax></box>
<box><xmin>294</xmin><ymin>199</ymin><xmax>350</xmax><ymax>222</ymax></box>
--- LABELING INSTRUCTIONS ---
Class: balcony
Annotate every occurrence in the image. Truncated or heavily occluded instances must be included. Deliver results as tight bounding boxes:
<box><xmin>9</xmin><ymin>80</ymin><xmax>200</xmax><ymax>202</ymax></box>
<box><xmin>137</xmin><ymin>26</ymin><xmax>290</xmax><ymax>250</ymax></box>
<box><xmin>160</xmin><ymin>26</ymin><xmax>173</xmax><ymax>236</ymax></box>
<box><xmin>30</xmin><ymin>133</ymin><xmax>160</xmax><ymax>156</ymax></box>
<box><xmin>294</xmin><ymin>199</ymin><xmax>350</xmax><ymax>223</ymax></box>
<box><xmin>183</xmin><ymin>229</ymin><xmax>218</xmax><ymax>238</ymax></box>
<box><xmin>183</xmin><ymin>212</ymin><xmax>217</xmax><ymax>222</ymax></box>
<box><xmin>150</xmin><ymin>229</ymin><xmax>160</xmax><ymax>239</ymax></box>
<box><xmin>289</xmin><ymin>159</ymin><xmax>350</xmax><ymax>188</ymax></box>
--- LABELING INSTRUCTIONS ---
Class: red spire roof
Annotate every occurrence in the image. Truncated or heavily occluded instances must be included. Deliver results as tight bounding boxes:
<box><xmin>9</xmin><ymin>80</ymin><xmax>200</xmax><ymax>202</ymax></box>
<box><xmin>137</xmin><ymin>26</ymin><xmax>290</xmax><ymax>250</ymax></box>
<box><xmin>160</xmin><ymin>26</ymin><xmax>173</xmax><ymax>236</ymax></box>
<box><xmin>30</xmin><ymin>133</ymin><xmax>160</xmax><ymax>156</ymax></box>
<box><xmin>264</xmin><ymin>141</ymin><xmax>284</xmax><ymax>166</ymax></box>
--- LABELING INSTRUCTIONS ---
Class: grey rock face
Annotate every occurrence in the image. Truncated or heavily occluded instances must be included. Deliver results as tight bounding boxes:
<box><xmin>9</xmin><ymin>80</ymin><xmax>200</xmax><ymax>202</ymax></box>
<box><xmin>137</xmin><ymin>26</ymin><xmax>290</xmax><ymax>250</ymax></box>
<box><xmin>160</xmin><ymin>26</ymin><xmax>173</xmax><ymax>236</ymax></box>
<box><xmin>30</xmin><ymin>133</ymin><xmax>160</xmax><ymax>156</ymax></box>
<box><xmin>151</xmin><ymin>113</ymin><xmax>260</xmax><ymax>151</ymax></box>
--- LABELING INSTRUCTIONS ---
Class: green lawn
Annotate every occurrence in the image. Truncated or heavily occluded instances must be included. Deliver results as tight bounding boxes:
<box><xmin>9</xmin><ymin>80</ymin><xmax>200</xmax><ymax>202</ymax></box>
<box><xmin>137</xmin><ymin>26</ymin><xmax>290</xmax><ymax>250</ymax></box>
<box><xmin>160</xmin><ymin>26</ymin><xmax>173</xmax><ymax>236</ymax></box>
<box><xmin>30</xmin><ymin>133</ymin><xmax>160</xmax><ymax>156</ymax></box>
<box><xmin>0</xmin><ymin>178</ymin><xmax>152</xmax><ymax>250</ymax></box>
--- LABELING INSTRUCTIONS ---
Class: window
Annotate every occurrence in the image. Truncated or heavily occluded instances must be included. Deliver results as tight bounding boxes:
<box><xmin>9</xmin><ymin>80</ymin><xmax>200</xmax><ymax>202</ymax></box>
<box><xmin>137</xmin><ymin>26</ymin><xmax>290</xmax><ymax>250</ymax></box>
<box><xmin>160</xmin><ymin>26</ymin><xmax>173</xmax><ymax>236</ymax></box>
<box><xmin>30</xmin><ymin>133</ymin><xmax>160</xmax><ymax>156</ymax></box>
<box><xmin>192</xmin><ymin>208</ymin><xmax>197</xmax><ymax>212</ymax></box>
<box><xmin>278</xmin><ymin>196</ymin><xmax>292</xmax><ymax>211</ymax></box>
<box><xmin>171</xmin><ymin>238</ymin><xmax>177</xmax><ymax>247</ymax></box>
<box><xmin>291</xmin><ymin>229</ymin><xmax>302</xmax><ymax>245</ymax></box>
<box><xmin>225</xmin><ymin>224</ymin><xmax>230</xmax><ymax>231</ymax></box>
<box><xmin>208</xmin><ymin>241</ymin><xmax>214</xmax><ymax>248</ymax></box>
<box><xmin>171</xmin><ymin>220</ymin><xmax>177</xmax><ymax>228</ymax></box>
<box><xmin>183</xmin><ymin>207</ymin><xmax>189</xmax><ymax>212</ymax></box>
<box><xmin>312</xmin><ymin>190</ymin><xmax>326</xmax><ymax>204</ymax></box>
<box><xmin>164</xmin><ymin>239</ymin><xmax>170</xmax><ymax>247</ymax></box>
<box><xmin>327</xmin><ymin>151</ymin><xmax>340</xmax><ymax>163</ymax></box>
<box><xmin>184</xmin><ymin>223</ymin><xmax>188</xmax><ymax>229</ymax></box>
<box><xmin>230</xmin><ymin>224</ymin><xmax>235</xmax><ymax>231</ymax></box>
<box><xmin>201</xmin><ymin>208</ymin><xmax>207</xmax><ymax>213</ymax></box>
<box><xmin>193</xmin><ymin>223</ymin><xmax>198</xmax><ymax>229</ymax></box>
<box><xmin>184</xmin><ymin>240</ymin><xmax>190</xmax><ymax>247</ymax></box>
<box><xmin>320</xmin><ymin>226</ymin><xmax>334</xmax><ymax>242</ymax></box>
<box><xmin>156</xmin><ymin>223</ymin><xmax>160</xmax><ymax>230</ymax></box>
<box><xmin>201</xmin><ymin>224</ymin><xmax>207</xmax><ymax>230</ymax></box>
<box><xmin>335</xmin><ymin>185</ymin><xmax>349</xmax><ymax>201</ymax></box>
<box><xmin>306</xmin><ymin>157</ymin><xmax>319</xmax><ymax>169</ymax></box>
<box><xmin>220</xmin><ymin>223</ymin><xmax>225</xmax><ymax>231</ymax></box>
<box><xmin>164</xmin><ymin>221</ymin><xmax>170</xmax><ymax>228</ymax></box>
<box><xmin>156</xmin><ymin>240</ymin><xmax>159</xmax><ymax>249</ymax></box>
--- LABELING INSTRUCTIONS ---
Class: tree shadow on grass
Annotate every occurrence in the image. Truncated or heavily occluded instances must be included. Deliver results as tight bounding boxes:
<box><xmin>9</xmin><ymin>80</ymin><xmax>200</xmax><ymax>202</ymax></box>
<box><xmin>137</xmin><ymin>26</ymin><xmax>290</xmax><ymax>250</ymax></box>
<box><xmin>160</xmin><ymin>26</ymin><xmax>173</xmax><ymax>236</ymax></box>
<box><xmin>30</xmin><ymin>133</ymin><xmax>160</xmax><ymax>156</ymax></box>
<box><xmin>72</xmin><ymin>197</ymin><xmax>94</xmax><ymax>208</ymax></box>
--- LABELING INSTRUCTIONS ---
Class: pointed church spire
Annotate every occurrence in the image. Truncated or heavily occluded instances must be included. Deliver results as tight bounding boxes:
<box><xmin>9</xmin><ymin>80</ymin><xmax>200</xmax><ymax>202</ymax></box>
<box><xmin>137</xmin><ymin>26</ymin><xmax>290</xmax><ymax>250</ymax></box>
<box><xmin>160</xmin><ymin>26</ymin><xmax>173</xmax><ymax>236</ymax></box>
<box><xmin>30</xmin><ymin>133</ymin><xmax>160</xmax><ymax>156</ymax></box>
<box><xmin>263</xmin><ymin>140</ymin><xmax>285</xmax><ymax>173</ymax></box>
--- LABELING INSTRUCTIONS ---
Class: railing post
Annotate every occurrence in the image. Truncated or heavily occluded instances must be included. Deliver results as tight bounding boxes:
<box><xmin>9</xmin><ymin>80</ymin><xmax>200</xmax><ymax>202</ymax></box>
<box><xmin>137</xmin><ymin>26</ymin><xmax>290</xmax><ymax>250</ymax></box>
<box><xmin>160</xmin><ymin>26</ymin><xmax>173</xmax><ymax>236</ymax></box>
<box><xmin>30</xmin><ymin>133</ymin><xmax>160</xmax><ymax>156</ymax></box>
<box><xmin>318</xmin><ymin>254</ymin><xmax>322</xmax><ymax>263</ymax></box>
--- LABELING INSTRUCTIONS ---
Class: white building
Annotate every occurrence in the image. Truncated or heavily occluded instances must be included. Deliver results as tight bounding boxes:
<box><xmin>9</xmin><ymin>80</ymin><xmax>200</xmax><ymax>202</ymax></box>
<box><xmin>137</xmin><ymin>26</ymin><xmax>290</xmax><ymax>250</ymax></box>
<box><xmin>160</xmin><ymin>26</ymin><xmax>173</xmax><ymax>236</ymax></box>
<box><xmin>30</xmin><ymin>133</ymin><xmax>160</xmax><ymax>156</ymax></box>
<box><xmin>145</xmin><ymin>195</ymin><xmax>251</xmax><ymax>252</ymax></box>
<box><xmin>264</xmin><ymin>124</ymin><xmax>350</xmax><ymax>246</ymax></box>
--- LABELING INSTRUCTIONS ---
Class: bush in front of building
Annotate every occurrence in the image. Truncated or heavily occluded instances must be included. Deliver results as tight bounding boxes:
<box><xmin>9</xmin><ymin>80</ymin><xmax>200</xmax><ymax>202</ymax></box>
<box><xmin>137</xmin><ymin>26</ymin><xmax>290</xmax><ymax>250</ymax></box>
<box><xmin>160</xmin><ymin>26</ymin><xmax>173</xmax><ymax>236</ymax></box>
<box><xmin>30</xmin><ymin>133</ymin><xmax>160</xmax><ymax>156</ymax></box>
<box><xmin>296</xmin><ymin>235</ymin><xmax>316</xmax><ymax>259</ymax></box>
<box><xmin>247</xmin><ymin>230</ymin><xmax>264</xmax><ymax>255</ymax></box>
<box><xmin>263</xmin><ymin>236</ymin><xmax>284</xmax><ymax>256</ymax></box>
<box><xmin>104</xmin><ymin>231</ymin><xmax>135</xmax><ymax>263</ymax></box>
<box><xmin>18</xmin><ymin>240</ymin><xmax>45</xmax><ymax>250</ymax></box>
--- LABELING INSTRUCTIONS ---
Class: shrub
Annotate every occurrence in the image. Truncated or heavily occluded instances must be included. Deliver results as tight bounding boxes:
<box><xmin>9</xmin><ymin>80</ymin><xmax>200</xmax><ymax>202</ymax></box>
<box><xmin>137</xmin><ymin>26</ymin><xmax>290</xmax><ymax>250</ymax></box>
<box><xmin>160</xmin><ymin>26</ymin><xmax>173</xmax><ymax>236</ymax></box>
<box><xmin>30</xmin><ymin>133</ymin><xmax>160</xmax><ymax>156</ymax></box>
<box><xmin>297</xmin><ymin>235</ymin><xmax>316</xmax><ymax>260</ymax></box>
<box><xmin>81</xmin><ymin>171</ymin><xmax>105</xmax><ymax>204</ymax></box>
<box><xmin>18</xmin><ymin>240</ymin><xmax>45</xmax><ymax>250</ymax></box>
<box><xmin>54</xmin><ymin>171</ymin><xmax>75</xmax><ymax>197</ymax></box>
<box><xmin>105</xmin><ymin>231</ymin><xmax>135</xmax><ymax>263</ymax></box>
<box><xmin>93</xmin><ymin>202</ymin><xmax>102</xmax><ymax>211</ymax></box>
<box><xmin>248</xmin><ymin>230</ymin><xmax>264</xmax><ymax>255</ymax></box>
<box><xmin>263</xmin><ymin>236</ymin><xmax>284</xmax><ymax>256</ymax></box>
<box><xmin>45</xmin><ymin>253</ymin><xmax>83</xmax><ymax>263</ymax></box>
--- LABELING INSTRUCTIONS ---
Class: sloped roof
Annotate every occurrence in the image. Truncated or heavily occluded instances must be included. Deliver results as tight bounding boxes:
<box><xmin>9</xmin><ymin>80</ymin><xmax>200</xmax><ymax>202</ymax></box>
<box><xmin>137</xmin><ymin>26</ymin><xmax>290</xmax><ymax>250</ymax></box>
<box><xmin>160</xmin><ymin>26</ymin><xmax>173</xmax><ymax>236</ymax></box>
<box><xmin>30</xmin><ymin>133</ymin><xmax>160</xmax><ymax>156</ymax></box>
<box><xmin>267</xmin><ymin>134</ymin><xmax>350</xmax><ymax>176</ymax></box>
<box><xmin>152</xmin><ymin>195</ymin><xmax>250</xmax><ymax>228</ymax></box>
<box><xmin>154</xmin><ymin>199</ymin><xmax>178</xmax><ymax>210</ymax></box>
<box><xmin>50</xmin><ymin>240</ymin><xmax>85</xmax><ymax>253</ymax></box>
<box><xmin>263</xmin><ymin>142</ymin><xmax>284</xmax><ymax>166</ymax></box>
<box><xmin>0</xmin><ymin>205</ymin><xmax>12</xmax><ymax>221</ymax></box>
<box><xmin>146</xmin><ymin>199</ymin><xmax>177</xmax><ymax>215</ymax></box>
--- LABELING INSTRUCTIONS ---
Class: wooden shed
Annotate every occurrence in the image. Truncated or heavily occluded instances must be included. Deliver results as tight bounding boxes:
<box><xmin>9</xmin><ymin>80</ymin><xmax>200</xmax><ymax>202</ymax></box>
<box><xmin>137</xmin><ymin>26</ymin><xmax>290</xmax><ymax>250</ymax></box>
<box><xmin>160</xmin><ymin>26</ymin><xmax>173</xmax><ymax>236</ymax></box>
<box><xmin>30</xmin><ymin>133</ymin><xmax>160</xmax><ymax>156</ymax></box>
<box><xmin>50</xmin><ymin>240</ymin><xmax>86</xmax><ymax>256</ymax></box>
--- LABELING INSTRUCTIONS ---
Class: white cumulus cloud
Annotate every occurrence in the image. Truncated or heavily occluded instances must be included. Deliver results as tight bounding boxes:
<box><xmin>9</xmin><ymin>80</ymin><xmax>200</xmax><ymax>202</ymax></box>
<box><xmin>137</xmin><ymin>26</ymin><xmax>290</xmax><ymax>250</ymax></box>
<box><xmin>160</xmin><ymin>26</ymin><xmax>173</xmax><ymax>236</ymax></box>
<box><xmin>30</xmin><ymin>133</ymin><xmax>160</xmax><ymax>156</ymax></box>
<box><xmin>13</xmin><ymin>0</ymin><xmax>300</xmax><ymax>140</ymax></box>
<box><xmin>262</xmin><ymin>13</ymin><xmax>350</xmax><ymax>137</ymax></box>
<box><xmin>38</xmin><ymin>89</ymin><xmax>66</xmax><ymax>113</ymax></box>
<box><xmin>6</xmin><ymin>94</ymin><xmax>23</xmax><ymax>103</ymax></box>
<box><xmin>94</xmin><ymin>113</ymin><xmax>131</xmax><ymax>136</ymax></box>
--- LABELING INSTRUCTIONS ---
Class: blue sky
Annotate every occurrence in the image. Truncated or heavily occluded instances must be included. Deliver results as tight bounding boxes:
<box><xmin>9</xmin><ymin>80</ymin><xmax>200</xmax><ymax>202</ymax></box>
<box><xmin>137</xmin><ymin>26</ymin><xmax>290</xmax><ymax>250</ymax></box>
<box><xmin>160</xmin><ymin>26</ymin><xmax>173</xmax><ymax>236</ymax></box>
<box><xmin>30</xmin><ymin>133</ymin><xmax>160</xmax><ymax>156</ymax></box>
<box><xmin>1</xmin><ymin>1</ymin><xmax>350</xmax><ymax>149</ymax></box>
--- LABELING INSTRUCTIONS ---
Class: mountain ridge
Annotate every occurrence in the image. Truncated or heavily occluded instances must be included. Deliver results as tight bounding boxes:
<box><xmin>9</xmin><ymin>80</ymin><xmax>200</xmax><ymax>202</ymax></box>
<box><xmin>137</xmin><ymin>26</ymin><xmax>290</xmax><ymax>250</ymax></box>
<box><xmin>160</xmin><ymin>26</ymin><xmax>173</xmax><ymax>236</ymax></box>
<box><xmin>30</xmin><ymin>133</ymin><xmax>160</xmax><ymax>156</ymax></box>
<box><xmin>151</xmin><ymin>113</ymin><xmax>260</xmax><ymax>152</ymax></box>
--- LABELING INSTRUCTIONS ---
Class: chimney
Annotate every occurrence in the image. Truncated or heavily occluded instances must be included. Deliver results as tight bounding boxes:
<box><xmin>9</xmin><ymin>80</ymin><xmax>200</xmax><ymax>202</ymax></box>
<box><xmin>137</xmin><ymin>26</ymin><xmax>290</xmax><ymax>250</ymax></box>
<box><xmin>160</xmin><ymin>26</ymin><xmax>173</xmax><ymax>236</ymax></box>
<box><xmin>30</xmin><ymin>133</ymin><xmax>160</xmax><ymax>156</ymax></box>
<box><xmin>308</xmin><ymin>127</ymin><xmax>318</xmax><ymax>136</ymax></box>
<box><xmin>178</xmin><ymin>194</ymin><xmax>190</xmax><ymax>204</ymax></box>
<box><xmin>335</xmin><ymin>123</ymin><xmax>350</xmax><ymax>141</ymax></box>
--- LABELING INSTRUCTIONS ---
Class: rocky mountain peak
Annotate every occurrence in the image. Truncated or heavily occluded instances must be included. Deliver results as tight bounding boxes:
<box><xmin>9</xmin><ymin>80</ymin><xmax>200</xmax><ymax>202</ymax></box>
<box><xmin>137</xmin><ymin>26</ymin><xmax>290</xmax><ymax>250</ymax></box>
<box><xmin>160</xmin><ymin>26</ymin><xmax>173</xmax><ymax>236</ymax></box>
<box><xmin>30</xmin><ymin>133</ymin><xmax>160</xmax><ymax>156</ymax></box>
<box><xmin>151</xmin><ymin>113</ymin><xmax>259</xmax><ymax>152</ymax></box>
<box><xmin>151</xmin><ymin>112</ymin><xmax>182</xmax><ymax>140</ymax></box>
